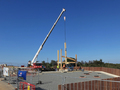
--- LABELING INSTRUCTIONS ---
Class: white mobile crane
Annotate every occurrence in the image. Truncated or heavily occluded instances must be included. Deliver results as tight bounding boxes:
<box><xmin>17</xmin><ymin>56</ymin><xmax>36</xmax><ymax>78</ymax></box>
<box><xmin>28</xmin><ymin>8</ymin><xmax>66</xmax><ymax>70</ymax></box>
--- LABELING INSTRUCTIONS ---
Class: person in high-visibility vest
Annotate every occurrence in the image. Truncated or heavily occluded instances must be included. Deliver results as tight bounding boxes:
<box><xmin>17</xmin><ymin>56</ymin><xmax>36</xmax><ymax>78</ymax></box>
<box><xmin>27</xmin><ymin>85</ymin><xmax>30</xmax><ymax>90</ymax></box>
<box><xmin>57</xmin><ymin>65</ymin><xmax>59</xmax><ymax>71</ymax></box>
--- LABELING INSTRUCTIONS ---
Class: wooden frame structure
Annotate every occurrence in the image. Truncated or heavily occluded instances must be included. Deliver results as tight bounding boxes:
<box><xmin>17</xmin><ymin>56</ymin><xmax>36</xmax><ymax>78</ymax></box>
<box><xmin>57</xmin><ymin>42</ymin><xmax>77</xmax><ymax>70</ymax></box>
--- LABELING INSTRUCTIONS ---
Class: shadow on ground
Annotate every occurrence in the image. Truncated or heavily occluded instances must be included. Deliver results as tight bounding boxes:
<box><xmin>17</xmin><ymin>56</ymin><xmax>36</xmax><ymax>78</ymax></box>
<box><xmin>36</xmin><ymin>87</ymin><xmax>46</xmax><ymax>90</ymax></box>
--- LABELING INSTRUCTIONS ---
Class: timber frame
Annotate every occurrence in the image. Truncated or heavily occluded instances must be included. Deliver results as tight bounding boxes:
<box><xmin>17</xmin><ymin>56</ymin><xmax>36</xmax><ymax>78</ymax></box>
<box><xmin>57</xmin><ymin>42</ymin><xmax>77</xmax><ymax>70</ymax></box>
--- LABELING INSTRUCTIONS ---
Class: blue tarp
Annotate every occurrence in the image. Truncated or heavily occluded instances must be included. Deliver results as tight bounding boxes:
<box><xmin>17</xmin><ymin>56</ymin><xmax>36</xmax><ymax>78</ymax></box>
<box><xmin>18</xmin><ymin>70</ymin><xmax>27</xmax><ymax>80</ymax></box>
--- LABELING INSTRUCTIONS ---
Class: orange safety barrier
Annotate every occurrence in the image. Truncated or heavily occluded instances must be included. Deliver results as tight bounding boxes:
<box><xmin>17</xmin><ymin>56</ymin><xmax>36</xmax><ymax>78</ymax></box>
<box><xmin>19</xmin><ymin>82</ymin><xmax>35</xmax><ymax>90</ymax></box>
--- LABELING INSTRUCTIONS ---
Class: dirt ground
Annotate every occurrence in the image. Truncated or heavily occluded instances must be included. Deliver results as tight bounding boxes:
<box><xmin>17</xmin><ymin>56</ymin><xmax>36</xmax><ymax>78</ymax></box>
<box><xmin>0</xmin><ymin>78</ymin><xmax>15</xmax><ymax>90</ymax></box>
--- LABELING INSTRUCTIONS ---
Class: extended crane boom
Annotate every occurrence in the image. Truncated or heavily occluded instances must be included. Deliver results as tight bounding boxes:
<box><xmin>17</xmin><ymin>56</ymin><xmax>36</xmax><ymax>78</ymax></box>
<box><xmin>31</xmin><ymin>8</ymin><xmax>66</xmax><ymax>65</ymax></box>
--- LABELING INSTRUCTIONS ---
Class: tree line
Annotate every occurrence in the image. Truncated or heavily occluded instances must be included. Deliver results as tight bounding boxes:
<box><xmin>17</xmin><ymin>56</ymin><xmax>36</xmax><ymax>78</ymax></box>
<box><xmin>41</xmin><ymin>59</ymin><xmax>120</xmax><ymax>69</ymax></box>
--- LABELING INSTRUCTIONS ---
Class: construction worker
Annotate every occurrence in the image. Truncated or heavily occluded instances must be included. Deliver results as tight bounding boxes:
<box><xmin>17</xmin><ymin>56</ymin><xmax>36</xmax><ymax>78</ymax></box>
<box><xmin>63</xmin><ymin>64</ymin><xmax>66</xmax><ymax>70</ymax></box>
<box><xmin>79</xmin><ymin>66</ymin><xmax>84</xmax><ymax>72</ymax></box>
<box><xmin>57</xmin><ymin>65</ymin><xmax>59</xmax><ymax>71</ymax></box>
<box><xmin>28</xmin><ymin>61</ymin><xmax>31</xmax><ymax>67</ymax></box>
<box><xmin>79</xmin><ymin>66</ymin><xmax>81</xmax><ymax>70</ymax></box>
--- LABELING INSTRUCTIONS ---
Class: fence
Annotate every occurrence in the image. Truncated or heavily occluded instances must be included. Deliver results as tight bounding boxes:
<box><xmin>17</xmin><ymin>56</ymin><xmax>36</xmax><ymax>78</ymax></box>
<box><xmin>0</xmin><ymin>66</ymin><xmax>2</xmax><ymax>78</ymax></box>
<box><xmin>19</xmin><ymin>67</ymin><xmax>41</xmax><ymax>85</ymax></box>
<box><xmin>0</xmin><ymin>67</ymin><xmax>41</xmax><ymax>90</ymax></box>
<box><xmin>1</xmin><ymin>67</ymin><xmax>18</xmax><ymax>84</ymax></box>
<box><xmin>57</xmin><ymin>67</ymin><xmax>120</xmax><ymax>90</ymax></box>
<box><xmin>19</xmin><ymin>82</ymin><xmax>35</xmax><ymax>90</ymax></box>
<box><xmin>81</xmin><ymin>67</ymin><xmax>120</xmax><ymax>76</ymax></box>
<box><xmin>58</xmin><ymin>77</ymin><xmax>120</xmax><ymax>90</ymax></box>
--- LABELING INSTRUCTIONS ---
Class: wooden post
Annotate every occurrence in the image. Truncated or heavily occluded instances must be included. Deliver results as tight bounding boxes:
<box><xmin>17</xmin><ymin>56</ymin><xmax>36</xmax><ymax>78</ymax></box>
<box><xmin>57</xmin><ymin>50</ymin><xmax>59</xmax><ymax>67</ymax></box>
<box><xmin>64</xmin><ymin>42</ymin><xmax>67</xmax><ymax>64</ymax></box>
<box><xmin>60</xmin><ymin>49</ymin><xmax>62</xmax><ymax>70</ymax></box>
<box><xmin>75</xmin><ymin>54</ymin><xmax>77</xmax><ymax>70</ymax></box>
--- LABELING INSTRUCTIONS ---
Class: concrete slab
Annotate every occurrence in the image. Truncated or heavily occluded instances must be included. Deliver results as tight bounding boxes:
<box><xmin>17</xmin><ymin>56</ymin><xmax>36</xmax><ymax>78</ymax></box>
<box><xmin>4</xmin><ymin>70</ymin><xmax>116</xmax><ymax>90</ymax></box>
<box><xmin>95</xmin><ymin>71</ymin><xmax>120</xmax><ymax>77</ymax></box>
<box><xmin>33</xmin><ymin>71</ymin><xmax>114</xmax><ymax>90</ymax></box>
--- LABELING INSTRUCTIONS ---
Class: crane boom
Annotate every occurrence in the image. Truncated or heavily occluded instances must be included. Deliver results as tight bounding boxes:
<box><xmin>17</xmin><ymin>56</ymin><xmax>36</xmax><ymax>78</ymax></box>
<box><xmin>31</xmin><ymin>8</ymin><xmax>66</xmax><ymax>65</ymax></box>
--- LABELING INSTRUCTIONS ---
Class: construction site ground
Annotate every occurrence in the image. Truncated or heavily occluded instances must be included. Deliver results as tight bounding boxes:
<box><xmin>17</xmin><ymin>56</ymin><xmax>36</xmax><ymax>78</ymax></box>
<box><xmin>0</xmin><ymin>78</ymin><xmax>15</xmax><ymax>90</ymax></box>
<box><xmin>37</xmin><ymin>71</ymin><xmax>116</xmax><ymax>90</ymax></box>
<box><xmin>1</xmin><ymin>70</ymin><xmax>118</xmax><ymax>90</ymax></box>
<box><xmin>17</xmin><ymin>71</ymin><xmax>117</xmax><ymax>90</ymax></box>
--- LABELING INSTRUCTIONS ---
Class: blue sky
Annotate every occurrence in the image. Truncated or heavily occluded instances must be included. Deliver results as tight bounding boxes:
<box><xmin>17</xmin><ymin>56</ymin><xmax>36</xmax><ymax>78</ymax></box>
<box><xmin>0</xmin><ymin>0</ymin><xmax>120</xmax><ymax>65</ymax></box>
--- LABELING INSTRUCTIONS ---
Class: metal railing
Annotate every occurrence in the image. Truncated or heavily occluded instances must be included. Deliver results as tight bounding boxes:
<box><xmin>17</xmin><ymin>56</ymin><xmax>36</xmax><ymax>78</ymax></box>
<box><xmin>0</xmin><ymin>67</ymin><xmax>41</xmax><ymax>90</ymax></box>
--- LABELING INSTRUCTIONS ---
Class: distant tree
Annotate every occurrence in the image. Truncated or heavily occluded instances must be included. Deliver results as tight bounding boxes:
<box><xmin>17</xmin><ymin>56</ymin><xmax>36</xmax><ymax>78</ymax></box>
<box><xmin>84</xmin><ymin>61</ymin><xmax>89</xmax><ymax>67</ymax></box>
<box><xmin>41</xmin><ymin>58</ymin><xmax>120</xmax><ymax>69</ymax></box>
<box><xmin>42</xmin><ymin>61</ymin><xmax>46</xmax><ymax>66</ymax></box>
<box><xmin>50</xmin><ymin>60</ymin><xmax>57</xmax><ymax>66</ymax></box>
<box><xmin>67</xmin><ymin>57</ymin><xmax>76</xmax><ymax>62</ymax></box>
<box><xmin>77</xmin><ymin>61</ymin><xmax>82</xmax><ymax>66</ymax></box>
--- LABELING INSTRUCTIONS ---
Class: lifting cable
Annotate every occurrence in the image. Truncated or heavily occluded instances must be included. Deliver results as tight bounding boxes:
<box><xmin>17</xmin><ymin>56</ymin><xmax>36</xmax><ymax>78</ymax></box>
<box><xmin>64</xmin><ymin>12</ymin><xmax>67</xmax><ymax>57</ymax></box>
<box><xmin>64</xmin><ymin>12</ymin><xmax>66</xmax><ymax>42</ymax></box>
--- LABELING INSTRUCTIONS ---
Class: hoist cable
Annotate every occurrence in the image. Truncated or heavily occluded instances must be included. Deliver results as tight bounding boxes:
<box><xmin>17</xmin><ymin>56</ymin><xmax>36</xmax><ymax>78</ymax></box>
<box><xmin>64</xmin><ymin>13</ymin><xmax>66</xmax><ymax>42</ymax></box>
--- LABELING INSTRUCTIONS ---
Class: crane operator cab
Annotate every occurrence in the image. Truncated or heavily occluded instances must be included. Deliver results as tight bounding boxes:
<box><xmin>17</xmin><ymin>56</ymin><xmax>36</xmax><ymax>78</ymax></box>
<box><xmin>28</xmin><ymin>61</ymin><xmax>31</xmax><ymax>67</ymax></box>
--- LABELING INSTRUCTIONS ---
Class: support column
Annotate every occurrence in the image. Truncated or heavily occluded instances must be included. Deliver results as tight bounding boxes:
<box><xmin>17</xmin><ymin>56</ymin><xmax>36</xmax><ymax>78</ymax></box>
<box><xmin>75</xmin><ymin>54</ymin><xmax>77</xmax><ymax>70</ymax></box>
<box><xmin>64</xmin><ymin>42</ymin><xmax>67</xmax><ymax>64</ymax></box>
<box><xmin>57</xmin><ymin>50</ymin><xmax>59</xmax><ymax>67</ymax></box>
<box><xmin>60</xmin><ymin>49</ymin><xmax>62</xmax><ymax>70</ymax></box>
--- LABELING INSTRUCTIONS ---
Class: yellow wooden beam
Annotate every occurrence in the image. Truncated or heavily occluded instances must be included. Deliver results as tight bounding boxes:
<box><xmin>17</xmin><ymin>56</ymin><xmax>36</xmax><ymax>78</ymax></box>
<box><xmin>61</xmin><ymin>56</ymin><xmax>76</xmax><ymax>61</ymax></box>
<box><xmin>60</xmin><ymin>49</ymin><xmax>62</xmax><ymax>70</ymax></box>
<box><xmin>64</xmin><ymin>42</ymin><xmax>67</xmax><ymax>63</ymax></box>
<box><xmin>62</xmin><ymin>62</ymin><xmax>76</xmax><ymax>63</ymax></box>
<box><xmin>57</xmin><ymin>50</ymin><xmax>59</xmax><ymax>67</ymax></box>
<box><xmin>75</xmin><ymin>54</ymin><xmax>77</xmax><ymax>69</ymax></box>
